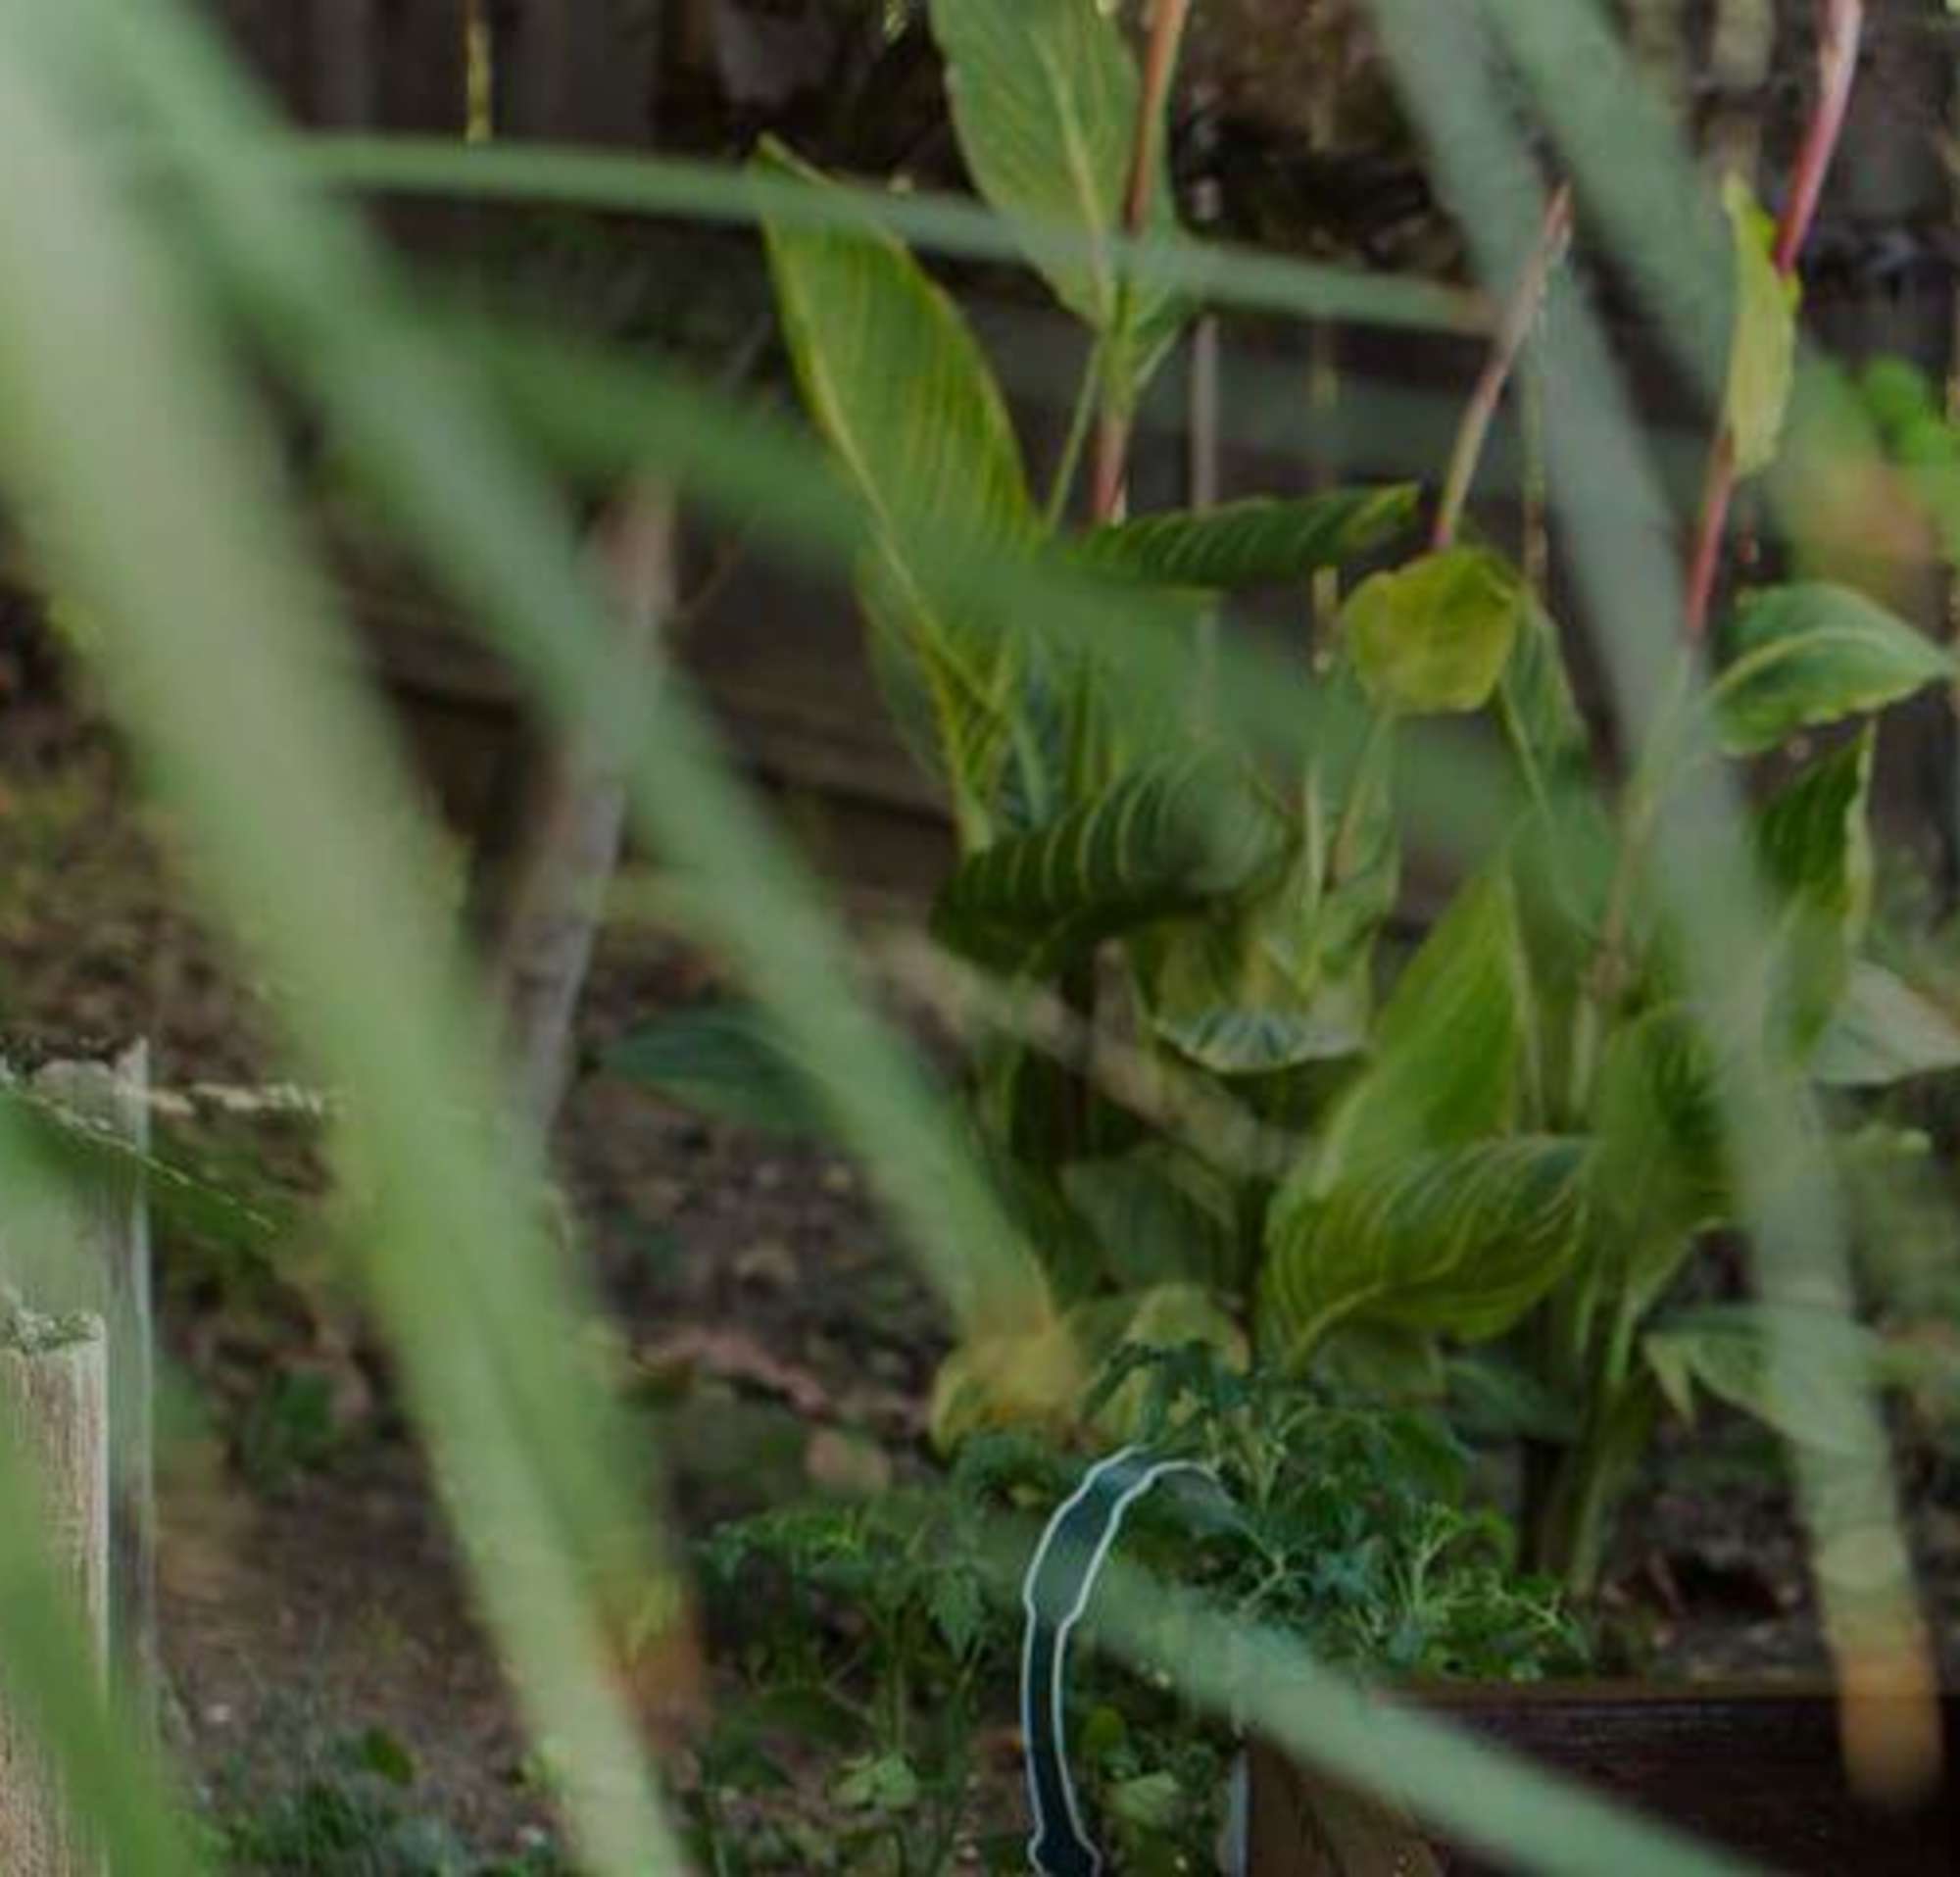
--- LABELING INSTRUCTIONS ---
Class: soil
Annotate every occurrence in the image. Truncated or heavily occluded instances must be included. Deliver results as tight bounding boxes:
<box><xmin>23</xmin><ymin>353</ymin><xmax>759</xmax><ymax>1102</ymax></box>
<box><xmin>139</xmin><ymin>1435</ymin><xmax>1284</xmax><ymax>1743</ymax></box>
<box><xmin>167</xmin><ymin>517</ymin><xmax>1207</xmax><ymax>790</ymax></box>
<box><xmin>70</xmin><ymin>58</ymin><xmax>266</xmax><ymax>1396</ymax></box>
<box><xmin>1</xmin><ymin>686</ymin><xmax>1958</xmax><ymax>1866</ymax></box>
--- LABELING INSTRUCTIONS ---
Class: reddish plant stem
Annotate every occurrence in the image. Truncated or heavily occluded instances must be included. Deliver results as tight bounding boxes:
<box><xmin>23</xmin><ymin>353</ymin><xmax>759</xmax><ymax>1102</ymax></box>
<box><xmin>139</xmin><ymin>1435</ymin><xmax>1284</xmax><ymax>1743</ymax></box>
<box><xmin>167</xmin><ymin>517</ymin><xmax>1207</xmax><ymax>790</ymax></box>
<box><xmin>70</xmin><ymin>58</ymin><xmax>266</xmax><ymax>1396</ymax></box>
<box><xmin>1090</xmin><ymin>0</ymin><xmax>1194</xmax><ymax>523</ymax></box>
<box><xmin>1123</xmin><ymin>0</ymin><xmax>1192</xmax><ymax>234</ymax></box>
<box><xmin>1683</xmin><ymin>0</ymin><xmax>1863</xmax><ymax>639</ymax></box>
<box><xmin>1432</xmin><ymin>182</ymin><xmax>1574</xmax><ymax>553</ymax></box>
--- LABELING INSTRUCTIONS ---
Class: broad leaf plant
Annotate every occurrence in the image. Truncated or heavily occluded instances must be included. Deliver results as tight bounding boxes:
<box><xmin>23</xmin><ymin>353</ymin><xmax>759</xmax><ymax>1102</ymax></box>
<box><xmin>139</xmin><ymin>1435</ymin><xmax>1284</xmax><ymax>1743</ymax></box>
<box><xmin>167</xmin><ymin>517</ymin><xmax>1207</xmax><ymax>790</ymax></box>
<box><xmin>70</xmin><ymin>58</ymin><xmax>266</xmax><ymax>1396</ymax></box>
<box><xmin>739</xmin><ymin>0</ymin><xmax>1960</xmax><ymax>1590</ymax></box>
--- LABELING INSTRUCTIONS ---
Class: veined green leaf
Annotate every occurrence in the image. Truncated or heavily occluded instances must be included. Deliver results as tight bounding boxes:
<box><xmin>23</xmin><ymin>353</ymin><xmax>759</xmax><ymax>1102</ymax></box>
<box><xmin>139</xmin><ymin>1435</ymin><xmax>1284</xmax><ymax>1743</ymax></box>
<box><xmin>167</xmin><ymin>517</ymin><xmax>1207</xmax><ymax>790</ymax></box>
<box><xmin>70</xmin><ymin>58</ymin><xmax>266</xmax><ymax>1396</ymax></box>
<box><xmin>1315</xmin><ymin>1322</ymin><xmax>1446</xmax><ymax>1403</ymax></box>
<box><xmin>1753</xmin><ymin>727</ymin><xmax>1875</xmax><ymax>1050</ymax></box>
<box><xmin>604</xmin><ymin>1003</ymin><xmax>833</xmax><ymax>1138</ymax></box>
<box><xmin>1296</xmin><ymin>867</ymin><xmax>1532</xmax><ymax>1205</ymax></box>
<box><xmin>1589</xmin><ymin>1006</ymin><xmax>1729</xmax><ymax>1297</ymax></box>
<box><xmin>1497</xmin><ymin>599</ymin><xmax>1592</xmax><ymax>807</ymax></box>
<box><xmin>1141</xmin><ymin>900</ymin><xmax>1373</xmax><ymax>1076</ymax></box>
<box><xmin>1446</xmin><ymin>1350</ymin><xmax>1579</xmax><ymax>1441</ymax></box>
<box><xmin>1141</xmin><ymin>709</ymin><xmax>1395</xmax><ymax>1076</ymax></box>
<box><xmin>758</xmin><ymin>140</ymin><xmax>1037</xmax><ymax>838</ymax></box>
<box><xmin>1264</xmin><ymin>1137</ymin><xmax>1590</xmax><ymax>1360</ymax></box>
<box><xmin>1075</xmin><ymin>486</ymin><xmax>1420</xmax><ymax>590</ymax></box>
<box><xmin>931</xmin><ymin>753</ymin><xmax>1291</xmax><ymax>972</ymax></box>
<box><xmin>1090</xmin><ymin>1283</ymin><xmax>1250</xmax><ymax>1442</ymax></box>
<box><xmin>929</xmin><ymin>0</ymin><xmax>1187</xmax><ymax>393</ymax></box>
<box><xmin>1341</xmin><ymin>547</ymin><xmax>1527</xmax><ymax>716</ymax></box>
<box><xmin>1314</xmin><ymin>698</ymin><xmax>1402</xmax><ymax>993</ymax></box>
<box><xmin>1721</xmin><ymin>173</ymin><xmax>1798</xmax><ymax>479</ymax></box>
<box><xmin>1709</xmin><ymin>583</ymin><xmax>1952</xmax><ymax>757</ymax></box>
<box><xmin>1811</xmin><ymin>960</ymin><xmax>1960</xmax><ymax>1087</ymax></box>
<box><xmin>1062</xmin><ymin>1142</ymin><xmax>1244</xmax><ymax>1294</ymax></box>
<box><xmin>1644</xmin><ymin>1303</ymin><xmax>1889</xmax><ymax>1459</ymax></box>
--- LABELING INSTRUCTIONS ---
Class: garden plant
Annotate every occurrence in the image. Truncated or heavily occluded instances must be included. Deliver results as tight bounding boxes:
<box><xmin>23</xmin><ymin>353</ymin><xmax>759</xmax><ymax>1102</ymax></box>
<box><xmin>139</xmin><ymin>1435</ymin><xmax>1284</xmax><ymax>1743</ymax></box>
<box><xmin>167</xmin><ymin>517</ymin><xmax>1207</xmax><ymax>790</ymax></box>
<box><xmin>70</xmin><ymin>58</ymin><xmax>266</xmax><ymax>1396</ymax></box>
<box><xmin>0</xmin><ymin>0</ymin><xmax>1949</xmax><ymax>1872</ymax></box>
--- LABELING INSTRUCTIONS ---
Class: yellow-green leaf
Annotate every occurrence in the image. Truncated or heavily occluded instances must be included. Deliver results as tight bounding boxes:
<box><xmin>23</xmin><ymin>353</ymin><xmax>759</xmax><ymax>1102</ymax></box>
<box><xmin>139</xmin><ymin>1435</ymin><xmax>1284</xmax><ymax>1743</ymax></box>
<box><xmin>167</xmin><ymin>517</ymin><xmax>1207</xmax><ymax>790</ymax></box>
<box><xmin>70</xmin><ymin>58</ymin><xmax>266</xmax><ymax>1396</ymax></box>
<box><xmin>1076</xmin><ymin>486</ymin><xmax>1420</xmax><ymax>590</ymax></box>
<box><xmin>931</xmin><ymin>752</ymin><xmax>1292</xmax><ymax>972</ymax></box>
<box><xmin>930</xmin><ymin>0</ymin><xmax>1187</xmax><ymax>393</ymax></box>
<box><xmin>1753</xmin><ymin>727</ymin><xmax>1876</xmax><ymax>1050</ymax></box>
<box><xmin>1722</xmin><ymin>173</ymin><xmax>1798</xmax><ymax>479</ymax></box>
<box><xmin>1264</xmin><ymin>1137</ymin><xmax>1590</xmax><ymax>1361</ymax></box>
<box><xmin>1341</xmin><ymin>548</ymin><xmax>1527</xmax><ymax>716</ymax></box>
<box><xmin>758</xmin><ymin>140</ymin><xmax>1037</xmax><ymax>837</ymax></box>
<box><xmin>1644</xmin><ymin>1304</ymin><xmax>1889</xmax><ymax>1458</ymax></box>
<box><xmin>1296</xmin><ymin>867</ymin><xmax>1533</xmax><ymax>1206</ymax></box>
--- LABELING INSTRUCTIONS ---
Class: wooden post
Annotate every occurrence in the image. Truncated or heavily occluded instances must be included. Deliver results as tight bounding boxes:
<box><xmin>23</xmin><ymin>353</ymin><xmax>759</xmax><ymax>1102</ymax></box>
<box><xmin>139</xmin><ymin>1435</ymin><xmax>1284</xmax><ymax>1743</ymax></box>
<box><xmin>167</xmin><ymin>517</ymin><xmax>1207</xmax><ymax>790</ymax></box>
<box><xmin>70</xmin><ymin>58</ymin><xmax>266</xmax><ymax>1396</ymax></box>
<box><xmin>24</xmin><ymin>1047</ymin><xmax>155</xmax><ymax>1740</ymax></box>
<box><xmin>0</xmin><ymin>1314</ymin><xmax>109</xmax><ymax>1877</ymax></box>
<box><xmin>471</xmin><ymin>486</ymin><xmax>676</xmax><ymax>1140</ymax></box>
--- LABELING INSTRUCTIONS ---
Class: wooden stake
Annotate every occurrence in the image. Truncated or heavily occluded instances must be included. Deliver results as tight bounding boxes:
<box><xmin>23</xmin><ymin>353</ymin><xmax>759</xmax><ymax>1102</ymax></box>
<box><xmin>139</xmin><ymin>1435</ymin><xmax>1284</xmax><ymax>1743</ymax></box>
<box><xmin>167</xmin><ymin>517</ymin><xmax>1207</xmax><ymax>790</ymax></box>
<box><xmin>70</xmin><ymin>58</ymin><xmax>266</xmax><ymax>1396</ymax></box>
<box><xmin>0</xmin><ymin>1317</ymin><xmax>108</xmax><ymax>1877</ymax></box>
<box><xmin>28</xmin><ymin>1047</ymin><xmax>156</xmax><ymax>1741</ymax></box>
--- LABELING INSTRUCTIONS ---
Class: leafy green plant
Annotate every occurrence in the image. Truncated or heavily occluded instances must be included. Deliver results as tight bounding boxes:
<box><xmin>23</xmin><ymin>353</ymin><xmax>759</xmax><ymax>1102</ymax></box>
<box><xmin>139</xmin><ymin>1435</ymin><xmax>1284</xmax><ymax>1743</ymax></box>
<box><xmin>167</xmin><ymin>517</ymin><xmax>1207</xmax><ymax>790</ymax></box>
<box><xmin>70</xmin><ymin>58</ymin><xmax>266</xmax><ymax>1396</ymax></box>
<box><xmin>0</xmin><ymin>0</ymin><xmax>1941</xmax><ymax>1868</ymax></box>
<box><xmin>693</xmin><ymin>1346</ymin><xmax>1582</xmax><ymax>1873</ymax></box>
<box><xmin>205</xmin><ymin>1726</ymin><xmax>566</xmax><ymax>1877</ymax></box>
<box><xmin>688</xmin><ymin>0</ymin><xmax>1960</xmax><ymax>1596</ymax></box>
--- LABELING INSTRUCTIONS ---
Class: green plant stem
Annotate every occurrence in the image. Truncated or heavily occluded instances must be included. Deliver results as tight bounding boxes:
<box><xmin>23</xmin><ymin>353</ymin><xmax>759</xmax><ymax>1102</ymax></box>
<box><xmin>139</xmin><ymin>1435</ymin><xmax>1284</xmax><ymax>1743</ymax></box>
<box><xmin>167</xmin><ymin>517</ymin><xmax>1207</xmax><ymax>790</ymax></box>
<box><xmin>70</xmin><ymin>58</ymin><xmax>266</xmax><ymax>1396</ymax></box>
<box><xmin>1432</xmin><ymin>183</ymin><xmax>1573</xmax><ymax>553</ymax></box>
<box><xmin>1530</xmin><ymin>1374</ymin><xmax>1661</xmax><ymax>1598</ymax></box>
<box><xmin>1045</xmin><ymin>340</ymin><xmax>1104</xmax><ymax>530</ymax></box>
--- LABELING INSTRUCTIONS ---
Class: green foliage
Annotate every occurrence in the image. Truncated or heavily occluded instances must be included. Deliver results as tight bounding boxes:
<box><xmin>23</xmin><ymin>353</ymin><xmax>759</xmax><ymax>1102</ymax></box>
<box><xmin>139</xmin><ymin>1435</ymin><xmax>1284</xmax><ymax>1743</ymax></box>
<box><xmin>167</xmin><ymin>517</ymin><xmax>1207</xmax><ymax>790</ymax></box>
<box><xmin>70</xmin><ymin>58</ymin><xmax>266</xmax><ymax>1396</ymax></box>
<box><xmin>1264</xmin><ymin>1137</ymin><xmax>1590</xmax><ymax>1360</ymax></box>
<box><xmin>1811</xmin><ymin>960</ymin><xmax>1960</xmax><ymax>1087</ymax></box>
<box><xmin>604</xmin><ymin>1002</ymin><xmax>835</xmax><ymax>1139</ymax></box>
<box><xmin>1720</xmin><ymin>174</ymin><xmax>1799</xmax><ymax>479</ymax></box>
<box><xmin>1305</xmin><ymin>868</ymin><xmax>1533</xmax><ymax>1198</ymax></box>
<box><xmin>1341</xmin><ymin>548</ymin><xmax>1528</xmax><ymax>716</ymax></box>
<box><xmin>758</xmin><ymin>139</ymin><xmax>1038</xmax><ymax>841</ymax></box>
<box><xmin>1710</xmin><ymin>583</ymin><xmax>1952</xmax><ymax>756</ymax></box>
<box><xmin>1075</xmin><ymin>486</ymin><xmax>1419</xmax><ymax>589</ymax></box>
<box><xmin>1643</xmin><ymin>1304</ymin><xmax>1891</xmax><ymax>1459</ymax></box>
<box><xmin>739</xmin><ymin>0</ymin><xmax>1954</xmax><ymax>1613</ymax></box>
<box><xmin>695</xmin><ymin>1355</ymin><xmax>1584</xmax><ymax>1870</ymax></box>
<box><xmin>1751</xmin><ymin>728</ymin><xmax>1876</xmax><ymax>1049</ymax></box>
<box><xmin>931</xmin><ymin>753</ymin><xmax>1291</xmax><ymax>973</ymax></box>
<box><xmin>928</xmin><ymin>0</ymin><xmax>1186</xmax><ymax>405</ymax></box>
<box><xmin>208</xmin><ymin>1729</ymin><xmax>555</xmax><ymax>1876</ymax></box>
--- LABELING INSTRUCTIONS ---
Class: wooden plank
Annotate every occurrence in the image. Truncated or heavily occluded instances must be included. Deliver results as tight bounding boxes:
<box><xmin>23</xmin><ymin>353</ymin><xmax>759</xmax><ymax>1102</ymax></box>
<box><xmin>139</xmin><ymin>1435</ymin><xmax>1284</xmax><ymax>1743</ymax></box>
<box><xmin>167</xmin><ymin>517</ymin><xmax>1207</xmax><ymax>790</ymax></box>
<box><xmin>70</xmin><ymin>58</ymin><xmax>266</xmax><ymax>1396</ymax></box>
<box><xmin>0</xmin><ymin>1320</ymin><xmax>108</xmax><ymax>1877</ymax></box>
<box><xmin>1250</xmin><ymin>1684</ymin><xmax>1960</xmax><ymax>1874</ymax></box>
<box><xmin>28</xmin><ymin>1049</ymin><xmax>155</xmax><ymax>1745</ymax></box>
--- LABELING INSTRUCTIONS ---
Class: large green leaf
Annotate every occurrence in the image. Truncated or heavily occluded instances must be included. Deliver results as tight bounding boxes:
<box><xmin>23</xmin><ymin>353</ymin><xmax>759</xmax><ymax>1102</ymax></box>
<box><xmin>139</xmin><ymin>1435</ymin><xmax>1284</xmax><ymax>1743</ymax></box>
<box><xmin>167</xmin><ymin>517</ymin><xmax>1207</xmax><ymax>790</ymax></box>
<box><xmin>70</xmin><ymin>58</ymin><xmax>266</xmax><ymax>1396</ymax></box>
<box><xmin>1140</xmin><ymin>889</ymin><xmax>1374</xmax><ymax>1076</ymax></box>
<box><xmin>929</xmin><ymin>0</ymin><xmax>1186</xmax><ymax>391</ymax></box>
<box><xmin>1589</xmin><ymin>1006</ymin><xmax>1729</xmax><ymax>1300</ymax></box>
<box><xmin>1811</xmin><ymin>960</ymin><xmax>1960</xmax><ymax>1088</ymax></box>
<box><xmin>1312</xmin><ymin>694</ymin><xmax>1403</xmax><ymax>996</ymax></box>
<box><xmin>1075</xmin><ymin>486</ymin><xmax>1420</xmax><ymax>590</ymax></box>
<box><xmin>758</xmin><ymin>141</ymin><xmax>1037</xmax><ymax>837</ymax></box>
<box><xmin>1709</xmin><ymin>583</ymin><xmax>1952</xmax><ymax>757</ymax></box>
<box><xmin>1496</xmin><ymin>605</ymin><xmax>1609</xmax><ymax>1099</ymax></box>
<box><xmin>1341</xmin><ymin>547</ymin><xmax>1527</xmax><ymax>716</ymax></box>
<box><xmin>1264</xmin><ymin>1137</ymin><xmax>1591</xmax><ymax>1361</ymax></box>
<box><xmin>1644</xmin><ymin>1303</ymin><xmax>1890</xmax><ymax>1458</ymax></box>
<box><xmin>1496</xmin><ymin>599</ymin><xmax>1592</xmax><ymax>809</ymax></box>
<box><xmin>1720</xmin><ymin>174</ymin><xmax>1798</xmax><ymax>479</ymax></box>
<box><xmin>1752</xmin><ymin>727</ymin><xmax>1875</xmax><ymax>1050</ymax></box>
<box><xmin>604</xmin><ymin>1002</ymin><xmax>834</xmax><ymax>1138</ymax></box>
<box><xmin>1062</xmin><ymin>1143</ymin><xmax>1245</xmax><ymax>1294</ymax></box>
<box><xmin>931</xmin><ymin>753</ymin><xmax>1291</xmax><ymax>972</ymax></box>
<box><xmin>1296</xmin><ymin>867</ymin><xmax>1533</xmax><ymax>1206</ymax></box>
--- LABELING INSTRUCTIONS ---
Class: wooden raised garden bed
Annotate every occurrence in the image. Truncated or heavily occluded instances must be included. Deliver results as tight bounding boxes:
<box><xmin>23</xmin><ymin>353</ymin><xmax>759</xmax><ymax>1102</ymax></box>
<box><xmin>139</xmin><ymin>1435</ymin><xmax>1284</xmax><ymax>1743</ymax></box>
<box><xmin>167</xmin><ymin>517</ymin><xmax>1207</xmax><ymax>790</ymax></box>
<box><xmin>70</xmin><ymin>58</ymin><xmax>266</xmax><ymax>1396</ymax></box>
<box><xmin>1248</xmin><ymin>1683</ymin><xmax>1960</xmax><ymax>1874</ymax></box>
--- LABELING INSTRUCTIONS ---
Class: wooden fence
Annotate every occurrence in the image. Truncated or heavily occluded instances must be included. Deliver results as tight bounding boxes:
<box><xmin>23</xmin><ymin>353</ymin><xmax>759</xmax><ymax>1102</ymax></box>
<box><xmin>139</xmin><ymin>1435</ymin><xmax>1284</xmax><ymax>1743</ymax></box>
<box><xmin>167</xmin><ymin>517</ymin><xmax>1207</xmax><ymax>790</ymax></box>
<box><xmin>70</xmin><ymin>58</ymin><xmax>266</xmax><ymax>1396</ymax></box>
<box><xmin>205</xmin><ymin>0</ymin><xmax>1960</xmax><ymax>909</ymax></box>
